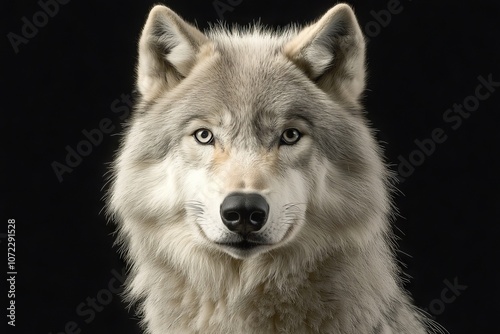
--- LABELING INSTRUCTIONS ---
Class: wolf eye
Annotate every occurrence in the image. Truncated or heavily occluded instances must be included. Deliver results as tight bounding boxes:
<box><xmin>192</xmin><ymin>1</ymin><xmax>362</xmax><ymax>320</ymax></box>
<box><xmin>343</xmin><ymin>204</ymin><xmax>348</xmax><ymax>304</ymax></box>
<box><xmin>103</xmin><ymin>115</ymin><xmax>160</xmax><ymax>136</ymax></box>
<box><xmin>280</xmin><ymin>128</ymin><xmax>301</xmax><ymax>145</ymax></box>
<box><xmin>193</xmin><ymin>129</ymin><xmax>214</xmax><ymax>145</ymax></box>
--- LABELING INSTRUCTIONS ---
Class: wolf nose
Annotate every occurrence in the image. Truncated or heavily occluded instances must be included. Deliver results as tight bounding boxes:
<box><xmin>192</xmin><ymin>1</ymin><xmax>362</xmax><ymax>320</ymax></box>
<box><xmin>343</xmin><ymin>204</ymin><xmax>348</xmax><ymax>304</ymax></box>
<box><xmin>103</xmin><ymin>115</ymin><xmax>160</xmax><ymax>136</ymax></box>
<box><xmin>220</xmin><ymin>193</ymin><xmax>269</xmax><ymax>235</ymax></box>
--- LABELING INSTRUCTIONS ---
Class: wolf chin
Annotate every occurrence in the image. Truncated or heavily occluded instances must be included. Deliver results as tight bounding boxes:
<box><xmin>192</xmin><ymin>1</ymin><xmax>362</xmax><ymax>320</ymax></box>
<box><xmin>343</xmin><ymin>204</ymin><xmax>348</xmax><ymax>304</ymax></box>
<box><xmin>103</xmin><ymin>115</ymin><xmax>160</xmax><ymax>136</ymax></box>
<box><xmin>107</xmin><ymin>3</ymin><xmax>443</xmax><ymax>333</ymax></box>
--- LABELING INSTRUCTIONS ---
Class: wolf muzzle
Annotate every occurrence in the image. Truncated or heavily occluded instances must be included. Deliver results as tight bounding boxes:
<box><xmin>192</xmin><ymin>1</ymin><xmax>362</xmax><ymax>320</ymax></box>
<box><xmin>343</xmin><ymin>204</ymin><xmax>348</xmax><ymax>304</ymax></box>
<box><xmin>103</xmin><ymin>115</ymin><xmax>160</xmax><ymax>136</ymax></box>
<box><xmin>220</xmin><ymin>193</ymin><xmax>269</xmax><ymax>236</ymax></box>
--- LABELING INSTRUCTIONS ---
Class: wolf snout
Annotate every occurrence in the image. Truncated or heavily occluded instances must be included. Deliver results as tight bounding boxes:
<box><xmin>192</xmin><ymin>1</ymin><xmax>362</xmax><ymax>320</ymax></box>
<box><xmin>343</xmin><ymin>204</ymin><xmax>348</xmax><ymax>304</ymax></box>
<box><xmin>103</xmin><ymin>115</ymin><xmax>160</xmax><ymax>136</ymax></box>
<box><xmin>220</xmin><ymin>193</ymin><xmax>269</xmax><ymax>235</ymax></box>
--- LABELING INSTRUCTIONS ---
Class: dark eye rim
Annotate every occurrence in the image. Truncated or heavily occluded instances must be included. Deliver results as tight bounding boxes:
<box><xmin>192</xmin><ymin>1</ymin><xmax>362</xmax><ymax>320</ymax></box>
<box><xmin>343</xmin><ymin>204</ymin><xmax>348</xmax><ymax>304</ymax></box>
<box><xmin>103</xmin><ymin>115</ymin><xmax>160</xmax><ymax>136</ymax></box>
<box><xmin>280</xmin><ymin>128</ymin><xmax>302</xmax><ymax>145</ymax></box>
<box><xmin>193</xmin><ymin>128</ymin><xmax>214</xmax><ymax>145</ymax></box>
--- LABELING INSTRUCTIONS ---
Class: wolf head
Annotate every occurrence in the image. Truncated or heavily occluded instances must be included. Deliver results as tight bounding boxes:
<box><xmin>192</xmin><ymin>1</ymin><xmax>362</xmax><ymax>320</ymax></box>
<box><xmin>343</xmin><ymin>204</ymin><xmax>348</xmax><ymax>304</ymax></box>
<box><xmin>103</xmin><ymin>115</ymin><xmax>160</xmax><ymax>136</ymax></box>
<box><xmin>109</xmin><ymin>4</ymin><xmax>391</xmax><ymax>261</ymax></box>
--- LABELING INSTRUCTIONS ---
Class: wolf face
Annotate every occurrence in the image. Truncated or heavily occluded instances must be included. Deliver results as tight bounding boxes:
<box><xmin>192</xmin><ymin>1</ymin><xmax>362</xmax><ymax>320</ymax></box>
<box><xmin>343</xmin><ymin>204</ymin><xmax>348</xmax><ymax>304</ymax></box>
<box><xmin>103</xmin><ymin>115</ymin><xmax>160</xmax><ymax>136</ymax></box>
<box><xmin>109</xmin><ymin>4</ymin><xmax>390</xmax><ymax>261</ymax></box>
<box><xmin>107</xmin><ymin>4</ymin><xmax>438</xmax><ymax>334</ymax></box>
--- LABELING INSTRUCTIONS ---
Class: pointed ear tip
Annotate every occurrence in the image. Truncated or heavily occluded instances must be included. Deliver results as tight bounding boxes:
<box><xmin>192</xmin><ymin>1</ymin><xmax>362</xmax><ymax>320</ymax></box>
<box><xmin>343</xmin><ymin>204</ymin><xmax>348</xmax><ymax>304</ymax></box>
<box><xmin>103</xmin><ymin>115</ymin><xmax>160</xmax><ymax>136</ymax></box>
<box><xmin>150</xmin><ymin>4</ymin><xmax>171</xmax><ymax>13</ymax></box>
<box><xmin>330</xmin><ymin>3</ymin><xmax>355</xmax><ymax>12</ymax></box>
<box><xmin>148</xmin><ymin>5</ymin><xmax>176</xmax><ymax>20</ymax></box>
<box><xmin>325</xmin><ymin>3</ymin><xmax>357</xmax><ymax>19</ymax></box>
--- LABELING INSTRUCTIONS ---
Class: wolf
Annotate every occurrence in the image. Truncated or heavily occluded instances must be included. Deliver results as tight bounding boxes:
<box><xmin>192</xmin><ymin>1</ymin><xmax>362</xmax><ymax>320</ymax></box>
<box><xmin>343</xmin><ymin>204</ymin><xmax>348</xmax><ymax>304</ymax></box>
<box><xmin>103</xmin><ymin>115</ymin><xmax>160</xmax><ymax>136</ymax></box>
<box><xmin>107</xmin><ymin>3</ymin><xmax>444</xmax><ymax>333</ymax></box>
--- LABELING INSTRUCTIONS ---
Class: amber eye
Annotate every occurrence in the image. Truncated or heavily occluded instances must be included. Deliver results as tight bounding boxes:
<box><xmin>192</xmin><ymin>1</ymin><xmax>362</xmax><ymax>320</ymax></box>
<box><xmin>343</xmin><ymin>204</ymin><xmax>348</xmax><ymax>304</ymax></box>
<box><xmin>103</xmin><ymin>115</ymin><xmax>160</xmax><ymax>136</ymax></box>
<box><xmin>193</xmin><ymin>129</ymin><xmax>214</xmax><ymax>145</ymax></box>
<box><xmin>280</xmin><ymin>128</ymin><xmax>301</xmax><ymax>145</ymax></box>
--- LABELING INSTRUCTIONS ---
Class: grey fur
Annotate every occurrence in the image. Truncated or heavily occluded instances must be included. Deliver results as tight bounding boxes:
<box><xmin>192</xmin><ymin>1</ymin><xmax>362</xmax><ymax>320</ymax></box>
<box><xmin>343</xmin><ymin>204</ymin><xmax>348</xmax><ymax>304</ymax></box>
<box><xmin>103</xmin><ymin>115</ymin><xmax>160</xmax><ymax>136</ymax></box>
<box><xmin>107</xmin><ymin>4</ymin><xmax>446</xmax><ymax>334</ymax></box>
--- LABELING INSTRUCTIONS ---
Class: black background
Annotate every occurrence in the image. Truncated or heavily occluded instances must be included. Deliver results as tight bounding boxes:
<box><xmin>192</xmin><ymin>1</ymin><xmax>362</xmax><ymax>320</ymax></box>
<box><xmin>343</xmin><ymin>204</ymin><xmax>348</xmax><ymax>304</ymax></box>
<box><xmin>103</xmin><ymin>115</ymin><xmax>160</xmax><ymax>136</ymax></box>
<box><xmin>3</xmin><ymin>0</ymin><xmax>500</xmax><ymax>333</ymax></box>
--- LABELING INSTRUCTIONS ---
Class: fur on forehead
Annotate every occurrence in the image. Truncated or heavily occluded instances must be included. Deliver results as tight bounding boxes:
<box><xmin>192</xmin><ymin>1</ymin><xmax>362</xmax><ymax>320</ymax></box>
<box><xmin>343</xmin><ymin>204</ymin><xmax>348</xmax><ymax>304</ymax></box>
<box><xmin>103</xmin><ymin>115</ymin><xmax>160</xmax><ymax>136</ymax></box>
<box><xmin>206</xmin><ymin>24</ymin><xmax>299</xmax><ymax>51</ymax></box>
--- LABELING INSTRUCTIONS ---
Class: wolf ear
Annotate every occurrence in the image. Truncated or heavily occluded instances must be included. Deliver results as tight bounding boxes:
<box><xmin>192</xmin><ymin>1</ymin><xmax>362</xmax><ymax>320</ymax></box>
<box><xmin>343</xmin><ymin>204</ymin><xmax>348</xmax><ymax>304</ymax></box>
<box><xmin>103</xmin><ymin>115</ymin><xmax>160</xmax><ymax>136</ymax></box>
<box><xmin>284</xmin><ymin>4</ymin><xmax>365</xmax><ymax>104</ymax></box>
<box><xmin>137</xmin><ymin>5</ymin><xmax>209</xmax><ymax>99</ymax></box>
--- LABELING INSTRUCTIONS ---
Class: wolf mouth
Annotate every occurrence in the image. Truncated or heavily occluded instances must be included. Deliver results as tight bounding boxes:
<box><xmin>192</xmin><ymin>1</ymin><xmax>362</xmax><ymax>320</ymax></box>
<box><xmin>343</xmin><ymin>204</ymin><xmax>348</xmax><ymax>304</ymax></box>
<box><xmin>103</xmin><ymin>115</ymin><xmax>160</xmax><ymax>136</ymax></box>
<box><xmin>217</xmin><ymin>240</ymin><xmax>270</xmax><ymax>250</ymax></box>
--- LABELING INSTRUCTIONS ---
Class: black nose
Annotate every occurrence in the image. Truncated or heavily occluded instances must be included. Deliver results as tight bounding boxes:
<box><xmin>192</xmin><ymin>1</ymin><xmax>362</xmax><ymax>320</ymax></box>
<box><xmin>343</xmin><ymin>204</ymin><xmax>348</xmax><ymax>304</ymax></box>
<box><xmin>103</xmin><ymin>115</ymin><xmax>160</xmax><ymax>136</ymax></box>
<box><xmin>220</xmin><ymin>193</ymin><xmax>269</xmax><ymax>235</ymax></box>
